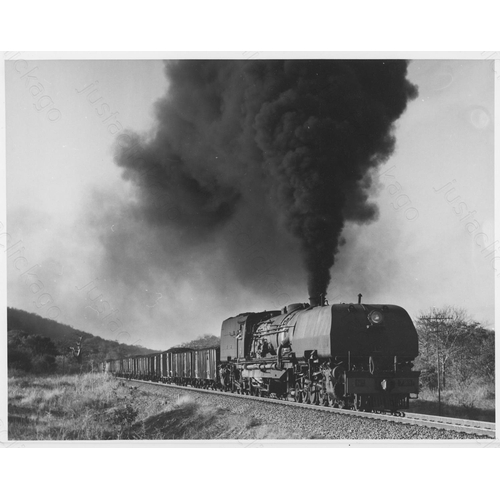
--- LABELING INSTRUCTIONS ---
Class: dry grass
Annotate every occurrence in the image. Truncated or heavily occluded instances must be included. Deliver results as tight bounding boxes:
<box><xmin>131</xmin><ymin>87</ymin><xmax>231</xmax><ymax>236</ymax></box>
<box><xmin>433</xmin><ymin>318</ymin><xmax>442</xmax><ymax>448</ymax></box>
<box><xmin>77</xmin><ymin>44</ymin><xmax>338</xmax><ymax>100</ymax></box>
<box><xmin>409</xmin><ymin>382</ymin><xmax>495</xmax><ymax>422</ymax></box>
<box><xmin>8</xmin><ymin>373</ymin><xmax>137</xmax><ymax>440</ymax></box>
<box><xmin>8</xmin><ymin>373</ymin><xmax>306</xmax><ymax>440</ymax></box>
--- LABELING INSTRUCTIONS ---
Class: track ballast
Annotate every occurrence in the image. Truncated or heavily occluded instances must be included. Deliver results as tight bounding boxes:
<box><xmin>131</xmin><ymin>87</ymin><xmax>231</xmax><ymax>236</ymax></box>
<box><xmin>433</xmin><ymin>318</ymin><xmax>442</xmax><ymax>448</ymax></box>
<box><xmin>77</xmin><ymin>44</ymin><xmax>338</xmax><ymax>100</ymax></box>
<box><xmin>119</xmin><ymin>377</ymin><xmax>495</xmax><ymax>439</ymax></box>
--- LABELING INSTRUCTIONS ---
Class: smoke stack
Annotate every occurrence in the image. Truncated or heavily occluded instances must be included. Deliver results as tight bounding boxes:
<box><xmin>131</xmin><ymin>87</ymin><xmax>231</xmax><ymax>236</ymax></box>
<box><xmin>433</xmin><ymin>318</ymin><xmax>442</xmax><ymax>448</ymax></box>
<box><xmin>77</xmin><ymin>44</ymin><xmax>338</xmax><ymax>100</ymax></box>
<box><xmin>309</xmin><ymin>296</ymin><xmax>320</xmax><ymax>307</ymax></box>
<box><xmin>309</xmin><ymin>294</ymin><xmax>326</xmax><ymax>307</ymax></box>
<box><xmin>358</xmin><ymin>293</ymin><xmax>363</xmax><ymax>304</ymax></box>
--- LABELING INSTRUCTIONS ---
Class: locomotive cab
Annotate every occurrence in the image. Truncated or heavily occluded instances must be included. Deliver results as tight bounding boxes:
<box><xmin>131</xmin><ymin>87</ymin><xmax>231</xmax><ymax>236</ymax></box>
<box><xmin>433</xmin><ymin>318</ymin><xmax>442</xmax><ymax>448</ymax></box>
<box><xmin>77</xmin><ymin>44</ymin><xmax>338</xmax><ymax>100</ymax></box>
<box><xmin>220</xmin><ymin>310</ymin><xmax>281</xmax><ymax>361</ymax></box>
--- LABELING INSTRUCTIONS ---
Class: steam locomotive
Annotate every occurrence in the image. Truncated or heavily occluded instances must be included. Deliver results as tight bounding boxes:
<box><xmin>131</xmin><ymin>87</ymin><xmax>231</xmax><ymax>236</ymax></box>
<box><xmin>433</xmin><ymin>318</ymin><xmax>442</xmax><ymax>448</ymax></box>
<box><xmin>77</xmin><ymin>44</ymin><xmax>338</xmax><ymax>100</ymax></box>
<box><xmin>220</xmin><ymin>295</ymin><xmax>420</xmax><ymax>412</ymax></box>
<box><xmin>105</xmin><ymin>295</ymin><xmax>420</xmax><ymax>413</ymax></box>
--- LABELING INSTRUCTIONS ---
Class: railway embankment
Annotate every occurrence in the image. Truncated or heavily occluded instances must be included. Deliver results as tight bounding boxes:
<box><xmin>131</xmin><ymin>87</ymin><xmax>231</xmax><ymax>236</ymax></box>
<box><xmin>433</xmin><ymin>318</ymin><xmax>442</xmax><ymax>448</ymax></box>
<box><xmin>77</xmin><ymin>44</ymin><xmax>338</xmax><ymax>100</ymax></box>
<box><xmin>125</xmin><ymin>381</ymin><xmax>493</xmax><ymax>440</ymax></box>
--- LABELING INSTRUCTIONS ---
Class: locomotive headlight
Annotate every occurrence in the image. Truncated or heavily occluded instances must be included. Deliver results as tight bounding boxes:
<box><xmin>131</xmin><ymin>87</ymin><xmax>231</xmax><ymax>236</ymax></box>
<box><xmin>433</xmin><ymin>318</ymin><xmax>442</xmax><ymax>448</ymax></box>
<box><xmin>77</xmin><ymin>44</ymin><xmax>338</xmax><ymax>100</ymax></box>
<box><xmin>368</xmin><ymin>310</ymin><xmax>384</xmax><ymax>325</ymax></box>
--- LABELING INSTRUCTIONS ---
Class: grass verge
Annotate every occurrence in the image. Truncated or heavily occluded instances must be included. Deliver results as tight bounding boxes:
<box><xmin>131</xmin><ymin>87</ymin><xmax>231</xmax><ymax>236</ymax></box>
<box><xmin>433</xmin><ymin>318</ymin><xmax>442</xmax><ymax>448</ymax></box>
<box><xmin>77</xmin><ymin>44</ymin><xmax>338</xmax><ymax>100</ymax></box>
<box><xmin>8</xmin><ymin>373</ymin><xmax>304</xmax><ymax>440</ymax></box>
<box><xmin>409</xmin><ymin>382</ymin><xmax>495</xmax><ymax>422</ymax></box>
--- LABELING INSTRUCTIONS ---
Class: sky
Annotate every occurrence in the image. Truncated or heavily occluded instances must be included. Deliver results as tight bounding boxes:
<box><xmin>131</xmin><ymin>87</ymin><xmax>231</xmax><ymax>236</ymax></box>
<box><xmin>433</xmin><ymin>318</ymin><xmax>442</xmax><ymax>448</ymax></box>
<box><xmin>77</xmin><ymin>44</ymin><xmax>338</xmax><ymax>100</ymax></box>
<box><xmin>3</xmin><ymin>56</ymin><xmax>495</xmax><ymax>351</ymax></box>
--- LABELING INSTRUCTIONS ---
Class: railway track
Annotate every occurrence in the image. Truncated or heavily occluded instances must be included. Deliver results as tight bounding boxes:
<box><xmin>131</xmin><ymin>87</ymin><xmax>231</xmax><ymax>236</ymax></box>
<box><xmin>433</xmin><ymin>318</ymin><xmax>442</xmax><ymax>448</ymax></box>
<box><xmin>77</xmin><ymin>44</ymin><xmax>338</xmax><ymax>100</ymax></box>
<box><xmin>121</xmin><ymin>378</ymin><xmax>496</xmax><ymax>438</ymax></box>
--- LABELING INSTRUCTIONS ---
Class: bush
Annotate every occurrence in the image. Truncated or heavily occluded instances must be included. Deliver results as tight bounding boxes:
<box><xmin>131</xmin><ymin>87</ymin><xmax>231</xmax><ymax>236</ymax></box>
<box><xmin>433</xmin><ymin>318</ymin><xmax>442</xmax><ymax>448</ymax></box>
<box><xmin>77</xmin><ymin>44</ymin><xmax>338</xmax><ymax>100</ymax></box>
<box><xmin>8</xmin><ymin>348</ymin><xmax>32</xmax><ymax>372</ymax></box>
<box><xmin>8</xmin><ymin>330</ymin><xmax>59</xmax><ymax>375</ymax></box>
<box><xmin>32</xmin><ymin>354</ymin><xmax>57</xmax><ymax>374</ymax></box>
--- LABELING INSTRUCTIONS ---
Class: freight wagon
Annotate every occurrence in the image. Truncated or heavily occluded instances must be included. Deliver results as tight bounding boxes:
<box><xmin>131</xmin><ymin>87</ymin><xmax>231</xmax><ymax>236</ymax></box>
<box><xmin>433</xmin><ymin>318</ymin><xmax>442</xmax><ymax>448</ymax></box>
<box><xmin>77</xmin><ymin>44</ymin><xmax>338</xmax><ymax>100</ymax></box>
<box><xmin>105</xmin><ymin>346</ymin><xmax>220</xmax><ymax>390</ymax></box>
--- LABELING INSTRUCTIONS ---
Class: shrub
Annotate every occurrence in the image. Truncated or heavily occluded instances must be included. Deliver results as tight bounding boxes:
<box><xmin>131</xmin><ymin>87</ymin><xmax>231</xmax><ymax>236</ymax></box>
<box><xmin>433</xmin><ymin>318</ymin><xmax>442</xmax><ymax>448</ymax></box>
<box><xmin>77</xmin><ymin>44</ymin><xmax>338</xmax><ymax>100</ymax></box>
<box><xmin>8</xmin><ymin>348</ymin><xmax>32</xmax><ymax>372</ymax></box>
<box><xmin>107</xmin><ymin>403</ymin><xmax>139</xmax><ymax>438</ymax></box>
<box><xmin>32</xmin><ymin>354</ymin><xmax>57</xmax><ymax>374</ymax></box>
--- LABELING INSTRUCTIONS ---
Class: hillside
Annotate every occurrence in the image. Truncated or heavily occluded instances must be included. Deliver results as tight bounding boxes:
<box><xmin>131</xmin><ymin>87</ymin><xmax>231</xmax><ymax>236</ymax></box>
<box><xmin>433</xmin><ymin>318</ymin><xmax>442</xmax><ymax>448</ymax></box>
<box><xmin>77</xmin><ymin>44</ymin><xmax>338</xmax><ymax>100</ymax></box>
<box><xmin>7</xmin><ymin>307</ymin><xmax>156</xmax><ymax>368</ymax></box>
<box><xmin>175</xmin><ymin>334</ymin><xmax>220</xmax><ymax>350</ymax></box>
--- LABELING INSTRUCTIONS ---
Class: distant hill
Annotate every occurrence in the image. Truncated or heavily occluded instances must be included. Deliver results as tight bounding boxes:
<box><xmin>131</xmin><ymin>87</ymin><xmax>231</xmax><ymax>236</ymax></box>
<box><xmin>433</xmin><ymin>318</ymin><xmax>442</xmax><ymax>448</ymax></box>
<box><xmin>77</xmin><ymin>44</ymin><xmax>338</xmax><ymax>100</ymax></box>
<box><xmin>7</xmin><ymin>307</ymin><xmax>156</xmax><ymax>367</ymax></box>
<box><xmin>174</xmin><ymin>334</ymin><xmax>220</xmax><ymax>350</ymax></box>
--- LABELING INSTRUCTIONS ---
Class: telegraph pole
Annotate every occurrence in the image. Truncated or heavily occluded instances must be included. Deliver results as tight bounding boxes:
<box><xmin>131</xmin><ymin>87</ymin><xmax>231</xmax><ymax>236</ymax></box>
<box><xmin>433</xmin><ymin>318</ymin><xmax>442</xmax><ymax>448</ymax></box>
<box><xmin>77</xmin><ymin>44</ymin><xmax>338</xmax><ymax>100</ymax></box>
<box><xmin>422</xmin><ymin>313</ymin><xmax>452</xmax><ymax>416</ymax></box>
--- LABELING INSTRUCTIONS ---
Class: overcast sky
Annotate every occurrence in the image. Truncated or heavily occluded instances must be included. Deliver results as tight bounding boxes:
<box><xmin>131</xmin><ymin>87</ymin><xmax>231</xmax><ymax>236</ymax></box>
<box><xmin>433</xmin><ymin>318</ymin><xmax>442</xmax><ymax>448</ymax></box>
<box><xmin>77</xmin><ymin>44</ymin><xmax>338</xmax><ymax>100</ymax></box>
<box><xmin>3</xmin><ymin>56</ymin><xmax>495</xmax><ymax>350</ymax></box>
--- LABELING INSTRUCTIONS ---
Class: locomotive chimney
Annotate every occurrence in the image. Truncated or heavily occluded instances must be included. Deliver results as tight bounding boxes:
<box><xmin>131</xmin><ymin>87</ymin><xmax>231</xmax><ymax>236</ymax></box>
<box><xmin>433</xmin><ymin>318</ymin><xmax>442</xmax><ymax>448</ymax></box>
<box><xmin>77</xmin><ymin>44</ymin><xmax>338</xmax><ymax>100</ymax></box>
<box><xmin>309</xmin><ymin>294</ymin><xmax>326</xmax><ymax>307</ymax></box>
<box><xmin>309</xmin><ymin>296</ymin><xmax>320</xmax><ymax>307</ymax></box>
<box><xmin>358</xmin><ymin>293</ymin><xmax>362</xmax><ymax>304</ymax></box>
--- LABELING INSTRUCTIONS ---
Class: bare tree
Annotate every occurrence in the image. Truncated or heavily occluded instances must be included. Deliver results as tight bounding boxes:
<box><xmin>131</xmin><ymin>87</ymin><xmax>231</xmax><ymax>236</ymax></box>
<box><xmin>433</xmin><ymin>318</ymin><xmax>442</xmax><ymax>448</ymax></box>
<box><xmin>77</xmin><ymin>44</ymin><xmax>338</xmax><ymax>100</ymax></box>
<box><xmin>416</xmin><ymin>307</ymin><xmax>488</xmax><ymax>389</ymax></box>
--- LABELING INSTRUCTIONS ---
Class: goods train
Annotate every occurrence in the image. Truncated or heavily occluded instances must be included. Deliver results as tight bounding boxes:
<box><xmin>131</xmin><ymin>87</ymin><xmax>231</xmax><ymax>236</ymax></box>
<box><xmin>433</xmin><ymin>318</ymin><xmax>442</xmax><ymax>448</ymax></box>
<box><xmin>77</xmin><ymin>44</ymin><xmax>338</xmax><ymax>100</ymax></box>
<box><xmin>105</xmin><ymin>296</ymin><xmax>420</xmax><ymax>413</ymax></box>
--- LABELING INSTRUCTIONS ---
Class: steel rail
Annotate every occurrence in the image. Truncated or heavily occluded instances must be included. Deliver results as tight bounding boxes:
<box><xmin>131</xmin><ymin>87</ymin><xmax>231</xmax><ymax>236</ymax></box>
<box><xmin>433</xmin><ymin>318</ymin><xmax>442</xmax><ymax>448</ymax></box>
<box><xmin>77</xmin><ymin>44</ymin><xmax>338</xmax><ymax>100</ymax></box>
<box><xmin>119</xmin><ymin>377</ymin><xmax>495</xmax><ymax>438</ymax></box>
<box><xmin>403</xmin><ymin>412</ymin><xmax>495</xmax><ymax>436</ymax></box>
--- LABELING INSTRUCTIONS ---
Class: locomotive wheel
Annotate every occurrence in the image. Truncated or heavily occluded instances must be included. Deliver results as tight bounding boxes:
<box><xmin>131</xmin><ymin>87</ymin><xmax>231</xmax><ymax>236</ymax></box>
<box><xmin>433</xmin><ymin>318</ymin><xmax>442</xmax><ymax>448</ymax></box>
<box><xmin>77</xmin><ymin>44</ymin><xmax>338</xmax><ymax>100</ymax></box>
<box><xmin>309</xmin><ymin>386</ymin><xmax>319</xmax><ymax>405</ymax></box>
<box><xmin>294</xmin><ymin>383</ymin><xmax>303</xmax><ymax>403</ymax></box>
<box><xmin>318</xmin><ymin>387</ymin><xmax>328</xmax><ymax>406</ymax></box>
<box><xmin>303</xmin><ymin>385</ymin><xmax>311</xmax><ymax>404</ymax></box>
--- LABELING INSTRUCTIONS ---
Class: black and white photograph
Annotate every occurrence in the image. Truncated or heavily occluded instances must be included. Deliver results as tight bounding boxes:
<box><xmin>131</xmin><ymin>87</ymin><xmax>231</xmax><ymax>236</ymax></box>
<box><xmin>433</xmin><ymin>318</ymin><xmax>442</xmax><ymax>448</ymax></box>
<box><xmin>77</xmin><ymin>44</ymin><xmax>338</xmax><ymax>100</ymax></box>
<box><xmin>2</xmin><ymin>53</ymin><xmax>496</xmax><ymax>445</ymax></box>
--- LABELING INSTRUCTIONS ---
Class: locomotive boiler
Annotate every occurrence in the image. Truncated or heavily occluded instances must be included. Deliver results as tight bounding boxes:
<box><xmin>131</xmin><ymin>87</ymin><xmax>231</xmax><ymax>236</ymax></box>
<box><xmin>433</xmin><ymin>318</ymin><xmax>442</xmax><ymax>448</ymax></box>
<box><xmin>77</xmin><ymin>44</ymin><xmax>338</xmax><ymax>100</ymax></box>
<box><xmin>220</xmin><ymin>296</ymin><xmax>420</xmax><ymax>412</ymax></box>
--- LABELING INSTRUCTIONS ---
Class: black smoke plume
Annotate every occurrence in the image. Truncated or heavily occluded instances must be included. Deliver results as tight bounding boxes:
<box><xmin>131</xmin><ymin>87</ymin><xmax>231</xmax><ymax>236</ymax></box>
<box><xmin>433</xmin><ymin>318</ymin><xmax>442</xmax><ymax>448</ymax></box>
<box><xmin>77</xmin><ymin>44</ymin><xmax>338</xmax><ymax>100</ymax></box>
<box><xmin>114</xmin><ymin>60</ymin><xmax>417</xmax><ymax>300</ymax></box>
